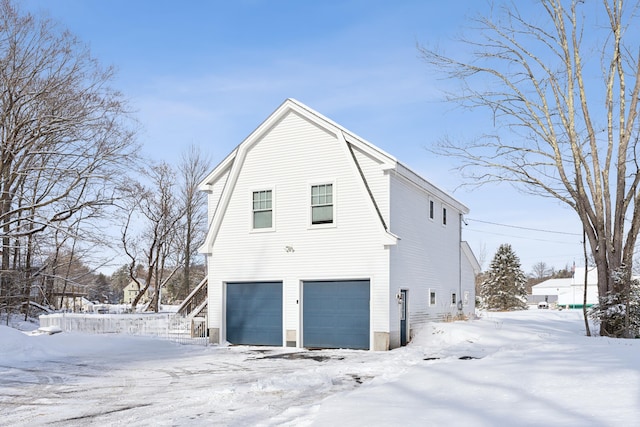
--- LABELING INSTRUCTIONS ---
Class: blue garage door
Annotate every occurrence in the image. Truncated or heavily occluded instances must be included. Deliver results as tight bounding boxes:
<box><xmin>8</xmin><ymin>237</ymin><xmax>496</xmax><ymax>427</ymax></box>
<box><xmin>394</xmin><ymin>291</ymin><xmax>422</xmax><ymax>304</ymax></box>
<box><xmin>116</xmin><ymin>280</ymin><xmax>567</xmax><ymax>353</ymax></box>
<box><xmin>226</xmin><ymin>282</ymin><xmax>282</xmax><ymax>346</ymax></box>
<box><xmin>303</xmin><ymin>280</ymin><xmax>370</xmax><ymax>350</ymax></box>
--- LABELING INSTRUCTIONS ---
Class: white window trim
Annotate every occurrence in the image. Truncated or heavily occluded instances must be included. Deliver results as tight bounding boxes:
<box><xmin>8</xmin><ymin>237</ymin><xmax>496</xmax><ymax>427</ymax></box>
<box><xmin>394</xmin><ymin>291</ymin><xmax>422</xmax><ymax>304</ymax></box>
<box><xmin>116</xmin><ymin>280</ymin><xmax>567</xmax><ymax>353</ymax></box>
<box><xmin>428</xmin><ymin>289</ymin><xmax>437</xmax><ymax>307</ymax></box>
<box><xmin>308</xmin><ymin>180</ymin><xmax>336</xmax><ymax>229</ymax></box>
<box><xmin>442</xmin><ymin>205</ymin><xmax>448</xmax><ymax>227</ymax></box>
<box><xmin>250</xmin><ymin>187</ymin><xmax>275</xmax><ymax>233</ymax></box>
<box><xmin>428</xmin><ymin>198</ymin><xmax>435</xmax><ymax>222</ymax></box>
<box><xmin>450</xmin><ymin>291</ymin><xmax>457</xmax><ymax>306</ymax></box>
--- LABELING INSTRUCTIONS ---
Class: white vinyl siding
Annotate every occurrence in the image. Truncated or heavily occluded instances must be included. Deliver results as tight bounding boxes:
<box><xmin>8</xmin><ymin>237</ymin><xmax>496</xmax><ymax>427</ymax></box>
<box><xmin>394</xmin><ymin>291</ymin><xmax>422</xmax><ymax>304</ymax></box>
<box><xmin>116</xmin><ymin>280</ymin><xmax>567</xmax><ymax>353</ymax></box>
<box><xmin>206</xmin><ymin>110</ymin><xmax>390</xmax><ymax>347</ymax></box>
<box><xmin>350</xmin><ymin>144</ymin><xmax>390</xmax><ymax>225</ymax></box>
<box><xmin>389</xmin><ymin>172</ymin><xmax>465</xmax><ymax>337</ymax></box>
<box><xmin>460</xmin><ymin>242</ymin><xmax>479</xmax><ymax>316</ymax></box>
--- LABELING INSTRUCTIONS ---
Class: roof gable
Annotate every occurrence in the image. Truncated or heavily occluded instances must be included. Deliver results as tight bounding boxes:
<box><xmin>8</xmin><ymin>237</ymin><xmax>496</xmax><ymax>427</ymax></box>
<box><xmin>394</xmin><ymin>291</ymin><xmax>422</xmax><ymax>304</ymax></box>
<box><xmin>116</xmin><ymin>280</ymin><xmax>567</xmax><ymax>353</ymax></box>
<box><xmin>199</xmin><ymin>98</ymin><xmax>396</xmax><ymax>190</ymax></box>
<box><xmin>199</xmin><ymin>99</ymin><xmax>468</xmax><ymax>253</ymax></box>
<box><xmin>199</xmin><ymin>99</ymin><xmax>400</xmax><ymax>253</ymax></box>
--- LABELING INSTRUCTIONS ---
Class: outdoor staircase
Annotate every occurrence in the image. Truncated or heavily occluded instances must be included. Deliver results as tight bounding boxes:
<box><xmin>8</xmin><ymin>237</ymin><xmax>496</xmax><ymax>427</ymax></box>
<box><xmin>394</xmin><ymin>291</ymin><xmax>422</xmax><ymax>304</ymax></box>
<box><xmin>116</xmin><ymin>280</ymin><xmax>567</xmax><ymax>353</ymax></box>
<box><xmin>175</xmin><ymin>277</ymin><xmax>208</xmax><ymax>338</ymax></box>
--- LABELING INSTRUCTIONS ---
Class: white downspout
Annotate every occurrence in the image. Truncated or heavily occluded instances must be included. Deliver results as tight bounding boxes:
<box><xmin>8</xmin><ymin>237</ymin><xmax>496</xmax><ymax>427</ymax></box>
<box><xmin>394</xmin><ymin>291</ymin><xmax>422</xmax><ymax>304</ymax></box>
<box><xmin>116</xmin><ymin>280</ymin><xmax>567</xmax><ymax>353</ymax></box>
<box><xmin>458</xmin><ymin>213</ymin><xmax>463</xmax><ymax>316</ymax></box>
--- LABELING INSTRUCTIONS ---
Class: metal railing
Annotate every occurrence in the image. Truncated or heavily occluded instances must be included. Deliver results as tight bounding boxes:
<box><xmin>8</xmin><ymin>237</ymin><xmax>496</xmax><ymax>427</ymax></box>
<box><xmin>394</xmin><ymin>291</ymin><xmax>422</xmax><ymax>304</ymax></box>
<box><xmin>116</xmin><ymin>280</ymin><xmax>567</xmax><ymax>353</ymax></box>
<box><xmin>167</xmin><ymin>313</ymin><xmax>209</xmax><ymax>345</ymax></box>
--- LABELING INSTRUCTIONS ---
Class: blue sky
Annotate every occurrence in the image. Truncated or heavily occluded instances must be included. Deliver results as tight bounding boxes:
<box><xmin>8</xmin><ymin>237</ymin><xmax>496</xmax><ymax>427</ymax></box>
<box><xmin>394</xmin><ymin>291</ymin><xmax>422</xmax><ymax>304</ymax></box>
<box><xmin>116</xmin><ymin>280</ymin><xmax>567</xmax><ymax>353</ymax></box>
<box><xmin>21</xmin><ymin>0</ymin><xmax>584</xmax><ymax>274</ymax></box>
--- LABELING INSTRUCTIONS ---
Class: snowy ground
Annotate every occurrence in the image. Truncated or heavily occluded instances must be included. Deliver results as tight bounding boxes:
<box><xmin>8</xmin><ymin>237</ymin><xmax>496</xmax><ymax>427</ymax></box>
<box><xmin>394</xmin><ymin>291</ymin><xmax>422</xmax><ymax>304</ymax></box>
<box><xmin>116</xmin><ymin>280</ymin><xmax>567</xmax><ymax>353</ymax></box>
<box><xmin>1</xmin><ymin>310</ymin><xmax>639</xmax><ymax>426</ymax></box>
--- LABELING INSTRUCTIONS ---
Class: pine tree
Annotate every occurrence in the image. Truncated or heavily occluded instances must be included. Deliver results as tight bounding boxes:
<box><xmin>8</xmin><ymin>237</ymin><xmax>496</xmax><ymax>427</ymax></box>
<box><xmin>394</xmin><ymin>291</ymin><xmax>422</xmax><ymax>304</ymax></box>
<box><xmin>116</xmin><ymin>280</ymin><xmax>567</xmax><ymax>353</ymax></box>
<box><xmin>480</xmin><ymin>244</ymin><xmax>528</xmax><ymax>311</ymax></box>
<box><xmin>589</xmin><ymin>265</ymin><xmax>640</xmax><ymax>338</ymax></box>
<box><xmin>89</xmin><ymin>273</ymin><xmax>111</xmax><ymax>303</ymax></box>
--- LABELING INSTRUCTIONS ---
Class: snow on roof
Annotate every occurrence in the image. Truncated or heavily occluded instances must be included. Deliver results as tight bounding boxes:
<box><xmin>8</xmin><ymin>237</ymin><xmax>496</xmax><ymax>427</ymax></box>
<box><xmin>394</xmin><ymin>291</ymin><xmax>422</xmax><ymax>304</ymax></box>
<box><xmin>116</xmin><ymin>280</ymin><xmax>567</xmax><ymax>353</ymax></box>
<box><xmin>532</xmin><ymin>278</ymin><xmax>573</xmax><ymax>289</ymax></box>
<box><xmin>533</xmin><ymin>267</ymin><xmax>599</xmax><ymax>291</ymax></box>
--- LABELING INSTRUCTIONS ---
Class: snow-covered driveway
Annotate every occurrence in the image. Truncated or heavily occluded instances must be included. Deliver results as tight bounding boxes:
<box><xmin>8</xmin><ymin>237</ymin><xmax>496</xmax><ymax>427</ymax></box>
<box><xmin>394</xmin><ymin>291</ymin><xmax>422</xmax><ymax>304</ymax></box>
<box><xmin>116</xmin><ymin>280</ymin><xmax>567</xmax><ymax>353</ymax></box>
<box><xmin>0</xmin><ymin>330</ymin><xmax>415</xmax><ymax>426</ymax></box>
<box><xmin>3</xmin><ymin>310</ymin><xmax>640</xmax><ymax>426</ymax></box>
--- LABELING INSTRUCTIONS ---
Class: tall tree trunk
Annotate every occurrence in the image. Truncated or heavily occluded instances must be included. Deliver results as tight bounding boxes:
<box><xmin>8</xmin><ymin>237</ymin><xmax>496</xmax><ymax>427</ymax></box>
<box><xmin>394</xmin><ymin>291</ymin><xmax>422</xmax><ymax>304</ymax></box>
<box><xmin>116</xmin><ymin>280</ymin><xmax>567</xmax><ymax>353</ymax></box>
<box><xmin>582</xmin><ymin>229</ymin><xmax>591</xmax><ymax>336</ymax></box>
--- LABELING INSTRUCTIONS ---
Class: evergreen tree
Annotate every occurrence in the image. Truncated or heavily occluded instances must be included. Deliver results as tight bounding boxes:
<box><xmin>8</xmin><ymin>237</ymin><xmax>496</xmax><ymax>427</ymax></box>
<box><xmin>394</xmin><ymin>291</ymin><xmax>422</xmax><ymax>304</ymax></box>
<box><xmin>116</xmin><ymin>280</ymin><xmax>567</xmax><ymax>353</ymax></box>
<box><xmin>480</xmin><ymin>244</ymin><xmax>528</xmax><ymax>311</ymax></box>
<box><xmin>589</xmin><ymin>265</ymin><xmax>640</xmax><ymax>338</ymax></box>
<box><xmin>90</xmin><ymin>273</ymin><xmax>111</xmax><ymax>303</ymax></box>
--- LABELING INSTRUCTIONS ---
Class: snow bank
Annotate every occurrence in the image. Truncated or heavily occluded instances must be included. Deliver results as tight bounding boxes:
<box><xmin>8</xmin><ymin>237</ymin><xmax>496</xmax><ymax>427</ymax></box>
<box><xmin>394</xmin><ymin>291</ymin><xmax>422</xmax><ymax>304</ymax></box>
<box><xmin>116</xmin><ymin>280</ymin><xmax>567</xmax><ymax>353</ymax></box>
<box><xmin>308</xmin><ymin>310</ymin><xmax>640</xmax><ymax>427</ymax></box>
<box><xmin>0</xmin><ymin>326</ymin><xmax>46</xmax><ymax>362</ymax></box>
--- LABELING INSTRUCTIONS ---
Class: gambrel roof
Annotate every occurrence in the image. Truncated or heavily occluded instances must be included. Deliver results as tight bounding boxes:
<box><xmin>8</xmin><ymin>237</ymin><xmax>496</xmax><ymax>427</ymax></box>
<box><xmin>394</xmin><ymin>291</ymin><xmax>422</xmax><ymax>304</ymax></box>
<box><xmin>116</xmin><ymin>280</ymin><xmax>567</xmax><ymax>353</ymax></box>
<box><xmin>199</xmin><ymin>98</ymin><xmax>469</xmax><ymax>253</ymax></box>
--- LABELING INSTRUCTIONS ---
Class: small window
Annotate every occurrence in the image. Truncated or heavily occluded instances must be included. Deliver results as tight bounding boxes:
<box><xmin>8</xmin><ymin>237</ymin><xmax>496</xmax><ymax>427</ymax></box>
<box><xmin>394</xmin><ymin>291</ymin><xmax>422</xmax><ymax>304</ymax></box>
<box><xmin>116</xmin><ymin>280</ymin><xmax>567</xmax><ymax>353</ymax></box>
<box><xmin>429</xmin><ymin>290</ymin><xmax>436</xmax><ymax>306</ymax></box>
<box><xmin>451</xmin><ymin>292</ymin><xmax>457</xmax><ymax>306</ymax></box>
<box><xmin>429</xmin><ymin>199</ymin><xmax>434</xmax><ymax>220</ymax></box>
<box><xmin>442</xmin><ymin>207</ymin><xmax>447</xmax><ymax>225</ymax></box>
<box><xmin>463</xmin><ymin>291</ymin><xmax>470</xmax><ymax>306</ymax></box>
<box><xmin>253</xmin><ymin>190</ymin><xmax>272</xmax><ymax>229</ymax></box>
<box><xmin>311</xmin><ymin>184</ymin><xmax>333</xmax><ymax>225</ymax></box>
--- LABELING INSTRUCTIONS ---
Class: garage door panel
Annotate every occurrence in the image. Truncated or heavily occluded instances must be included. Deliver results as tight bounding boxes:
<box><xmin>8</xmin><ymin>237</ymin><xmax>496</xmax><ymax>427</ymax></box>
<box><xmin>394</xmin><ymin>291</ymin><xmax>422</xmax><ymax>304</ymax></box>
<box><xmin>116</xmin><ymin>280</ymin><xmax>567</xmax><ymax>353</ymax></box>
<box><xmin>226</xmin><ymin>282</ymin><xmax>282</xmax><ymax>346</ymax></box>
<box><xmin>303</xmin><ymin>280</ymin><xmax>370</xmax><ymax>350</ymax></box>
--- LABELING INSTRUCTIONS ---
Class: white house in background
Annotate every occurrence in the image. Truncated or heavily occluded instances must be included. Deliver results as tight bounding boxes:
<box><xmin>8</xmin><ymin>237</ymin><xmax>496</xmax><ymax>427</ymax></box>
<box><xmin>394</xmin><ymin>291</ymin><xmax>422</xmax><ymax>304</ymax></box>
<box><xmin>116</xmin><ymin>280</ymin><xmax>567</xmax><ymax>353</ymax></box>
<box><xmin>198</xmin><ymin>98</ymin><xmax>479</xmax><ymax>351</ymax></box>
<box><xmin>532</xmin><ymin>267</ymin><xmax>599</xmax><ymax>308</ymax></box>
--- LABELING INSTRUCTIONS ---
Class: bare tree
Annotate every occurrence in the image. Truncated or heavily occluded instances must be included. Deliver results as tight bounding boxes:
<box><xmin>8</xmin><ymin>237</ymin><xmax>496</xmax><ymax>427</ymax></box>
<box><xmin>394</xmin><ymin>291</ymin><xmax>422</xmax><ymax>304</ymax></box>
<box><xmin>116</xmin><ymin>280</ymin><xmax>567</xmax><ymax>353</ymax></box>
<box><xmin>531</xmin><ymin>262</ymin><xmax>550</xmax><ymax>280</ymax></box>
<box><xmin>420</xmin><ymin>0</ymin><xmax>640</xmax><ymax>336</ymax></box>
<box><xmin>0</xmin><ymin>1</ymin><xmax>137</xmax><ymax>314</ymax></box>
<box><xmin>176</xmin><ymin>145</ymin><xmax>210</xmax><ymax>300</ymax></box>
<box><xmin>121</xmin><ymin>163</ymin><xmax>185</xmax><ymax>312</ymax></box>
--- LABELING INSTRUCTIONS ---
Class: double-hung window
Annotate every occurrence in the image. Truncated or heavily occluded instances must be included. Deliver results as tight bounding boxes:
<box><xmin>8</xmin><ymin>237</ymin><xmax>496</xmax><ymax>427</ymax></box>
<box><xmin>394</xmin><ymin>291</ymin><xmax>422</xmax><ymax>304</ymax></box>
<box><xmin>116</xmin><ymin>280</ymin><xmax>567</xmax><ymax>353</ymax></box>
<box><xmin>311</xmin><ymin>183</ymin><xmax>333</xmax><ymax>225</ymax></box>
<box><xmin>429</xmin><ymin>290</ymin><xmax>436</xmax><ymax>306</ymax></box>
<box><xmin>253</xmin><ymin>190</ymin><xmax>272</xmax><ymax>229</ymax></box>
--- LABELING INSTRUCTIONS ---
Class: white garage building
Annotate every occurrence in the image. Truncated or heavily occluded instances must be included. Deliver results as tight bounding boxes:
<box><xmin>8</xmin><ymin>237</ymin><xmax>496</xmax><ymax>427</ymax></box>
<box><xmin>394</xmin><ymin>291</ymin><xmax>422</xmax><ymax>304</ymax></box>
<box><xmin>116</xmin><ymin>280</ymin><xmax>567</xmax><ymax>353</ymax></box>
<box><xmin>532</xmin><ymin>267</ymin><xmax>598</xmax><ymax>308</ymax></box>
<box><xmin>198</xmin><ymin>99</ymin><xmax>479</xmax><ymax>350</ymax></box>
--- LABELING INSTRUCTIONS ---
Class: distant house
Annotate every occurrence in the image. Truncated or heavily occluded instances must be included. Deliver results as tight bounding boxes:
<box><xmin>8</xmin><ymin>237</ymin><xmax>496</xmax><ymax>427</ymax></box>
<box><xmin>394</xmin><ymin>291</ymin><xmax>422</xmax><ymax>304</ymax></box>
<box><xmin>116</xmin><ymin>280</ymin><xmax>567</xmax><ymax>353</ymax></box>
<box><xmin>123</xmin><ymin>280</ymin><xmax>150</xmax><ymax>305</ymax></box>
<box><xmin>531</xmin><ymin>267</ymin><xmax>598</xmax><ymax>308</ymax></box>
<box><xmin>198</xmin><ymin>99</ymin><xmax>479</xmax><ymax>351</ymax></box>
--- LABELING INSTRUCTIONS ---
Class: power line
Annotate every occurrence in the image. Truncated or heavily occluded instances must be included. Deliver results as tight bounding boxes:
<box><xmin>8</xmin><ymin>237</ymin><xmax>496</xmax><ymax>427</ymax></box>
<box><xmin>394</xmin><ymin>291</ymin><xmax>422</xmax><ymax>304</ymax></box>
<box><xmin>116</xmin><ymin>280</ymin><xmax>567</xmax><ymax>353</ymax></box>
<box><xmin>463</xmin><ymin>227</ymin><xmax>581</xmax><ymax>245</ymax></box>
<box><xmin>465</xmin><ymin>218</ymin><xmax>582</xmax><ymax>236</ymax></box>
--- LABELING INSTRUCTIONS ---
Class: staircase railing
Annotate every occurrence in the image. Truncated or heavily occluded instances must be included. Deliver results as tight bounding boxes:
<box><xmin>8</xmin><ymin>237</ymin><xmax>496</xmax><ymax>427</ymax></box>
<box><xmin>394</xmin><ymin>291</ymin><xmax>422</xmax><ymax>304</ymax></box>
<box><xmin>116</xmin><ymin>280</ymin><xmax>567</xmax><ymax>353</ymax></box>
<box><xmin>176</xmin><ymin>277</ymin><xmax>208</xmax><ymax>318</ymax></box>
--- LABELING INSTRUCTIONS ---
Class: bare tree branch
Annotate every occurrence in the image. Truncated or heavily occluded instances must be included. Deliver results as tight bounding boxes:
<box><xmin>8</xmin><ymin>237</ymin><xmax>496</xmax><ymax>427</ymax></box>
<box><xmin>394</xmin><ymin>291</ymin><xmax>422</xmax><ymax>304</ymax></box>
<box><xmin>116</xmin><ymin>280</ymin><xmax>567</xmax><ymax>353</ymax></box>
<box><xmin>420</xmin><ymin>0</ymin><xmax>640</xmax><ymax>336</ymax></box>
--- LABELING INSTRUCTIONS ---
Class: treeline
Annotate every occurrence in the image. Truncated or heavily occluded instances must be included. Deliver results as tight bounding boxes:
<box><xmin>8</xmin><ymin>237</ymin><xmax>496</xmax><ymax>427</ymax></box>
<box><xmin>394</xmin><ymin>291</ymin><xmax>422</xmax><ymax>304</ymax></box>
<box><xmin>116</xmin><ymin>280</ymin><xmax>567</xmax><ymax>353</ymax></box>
<box><xmin>0</xmin><ymin>1</ymin><xmax>210</xmax><ymax>320</ymax></box>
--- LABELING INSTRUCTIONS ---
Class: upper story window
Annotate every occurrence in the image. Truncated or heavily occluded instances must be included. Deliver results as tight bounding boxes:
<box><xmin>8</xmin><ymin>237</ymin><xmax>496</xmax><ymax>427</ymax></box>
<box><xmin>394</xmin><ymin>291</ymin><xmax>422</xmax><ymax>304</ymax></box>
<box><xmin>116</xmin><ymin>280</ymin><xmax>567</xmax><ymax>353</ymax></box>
<box><xmin>252</xmin><ymin>190</ymin><xmax>272</xmax><ymax>229</ymax></box>
<box><xmin>442</xmin><ymin>206</ymin><xmax>447</xmax><ymax>226</ymax></box>
<box><xmin>311</xmin><ymin>183</ymin><xmax>333</xmax><ymax>225</ymax></box>
<box><xmin>429</xmin><ymin>199</ymin><xmax>434</xmax><ymax>220</ymax></box>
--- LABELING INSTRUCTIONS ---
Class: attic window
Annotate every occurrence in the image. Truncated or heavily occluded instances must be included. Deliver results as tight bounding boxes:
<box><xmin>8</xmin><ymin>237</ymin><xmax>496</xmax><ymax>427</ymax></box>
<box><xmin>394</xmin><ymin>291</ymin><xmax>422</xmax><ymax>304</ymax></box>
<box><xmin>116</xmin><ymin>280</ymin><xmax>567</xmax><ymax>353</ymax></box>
<box><xmin>253</xmin><ymin>190</ymin><xmax>273</xmax><ymax>229</ymax></box>
<box><xmin>442</xmin><ymin>207</ymin><xmax>447</xmax><ymax>226</ymax></box>
<box><xmin>311</xmin><ymin>184</ymin><xmax>333</xmax><ymax>225</ymax></box>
